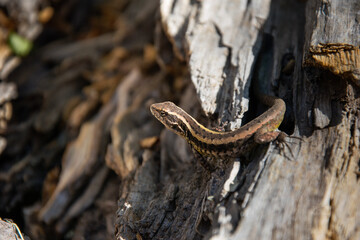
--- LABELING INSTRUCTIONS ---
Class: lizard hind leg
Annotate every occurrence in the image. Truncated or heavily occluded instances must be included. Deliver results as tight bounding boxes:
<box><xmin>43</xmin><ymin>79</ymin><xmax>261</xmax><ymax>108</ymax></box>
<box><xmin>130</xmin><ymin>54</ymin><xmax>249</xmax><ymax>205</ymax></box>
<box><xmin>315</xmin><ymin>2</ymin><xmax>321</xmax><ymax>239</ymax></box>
<box><xmin>254</xmin><ymin>130</ymin><xmax>295</xmax><ymax>160</ymax></box>
<box><xmin>254</xmin><ymin>129</ymin><xmax>280</xmax><ymax>144</ymax></box>
<box><xmin>276</xmin><ymin>132</ymin><xmax>303</xmax><ymax>160</ymax></box>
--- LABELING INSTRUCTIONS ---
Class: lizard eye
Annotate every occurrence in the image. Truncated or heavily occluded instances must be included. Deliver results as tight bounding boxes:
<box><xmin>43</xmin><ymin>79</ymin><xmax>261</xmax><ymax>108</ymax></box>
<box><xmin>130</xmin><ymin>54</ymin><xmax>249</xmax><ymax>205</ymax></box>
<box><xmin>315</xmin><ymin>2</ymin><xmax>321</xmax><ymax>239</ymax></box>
<box><xmin>160</xmin><ymin>111</ymin><xmax>167</xmax><ymax>117</ymax></box>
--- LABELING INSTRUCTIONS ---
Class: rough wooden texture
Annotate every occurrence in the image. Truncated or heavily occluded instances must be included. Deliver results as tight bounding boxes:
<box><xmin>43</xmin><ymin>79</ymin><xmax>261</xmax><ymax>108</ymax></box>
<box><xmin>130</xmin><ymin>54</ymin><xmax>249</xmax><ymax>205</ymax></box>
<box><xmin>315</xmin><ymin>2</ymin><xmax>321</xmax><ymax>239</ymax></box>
<box><xmin>160</xmin><ymin>0</ymin><xmax>272</xmax><ymax>129</ymax></box>
<box><xmin>304</xmin><ymin>0</ymin><xmax>360</xmax><ymax>85</ymax></box>
<box><xmin>131</xmin><ymin>0</ymin><xmax>359</xmax><ymax>239</ymax></box>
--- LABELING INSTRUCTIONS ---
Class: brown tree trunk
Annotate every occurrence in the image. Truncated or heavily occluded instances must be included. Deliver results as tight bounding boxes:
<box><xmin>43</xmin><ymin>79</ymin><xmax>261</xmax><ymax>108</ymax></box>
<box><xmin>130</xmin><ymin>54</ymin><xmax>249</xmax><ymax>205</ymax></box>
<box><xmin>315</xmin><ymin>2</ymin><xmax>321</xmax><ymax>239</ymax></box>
<box><xmin>114</xmin><ymin>0</ymin><xmax>360</xmax><ymax>239</ymax></box>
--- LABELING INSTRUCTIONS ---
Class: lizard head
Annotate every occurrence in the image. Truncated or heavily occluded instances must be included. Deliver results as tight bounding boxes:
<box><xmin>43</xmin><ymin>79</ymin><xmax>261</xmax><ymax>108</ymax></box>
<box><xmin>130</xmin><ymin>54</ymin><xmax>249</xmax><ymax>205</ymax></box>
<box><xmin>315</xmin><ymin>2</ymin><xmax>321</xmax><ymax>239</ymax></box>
<box><xmin>150</xmin><ymin>101</ymin><xmax>188</xmax><ymax>138</ymax></box>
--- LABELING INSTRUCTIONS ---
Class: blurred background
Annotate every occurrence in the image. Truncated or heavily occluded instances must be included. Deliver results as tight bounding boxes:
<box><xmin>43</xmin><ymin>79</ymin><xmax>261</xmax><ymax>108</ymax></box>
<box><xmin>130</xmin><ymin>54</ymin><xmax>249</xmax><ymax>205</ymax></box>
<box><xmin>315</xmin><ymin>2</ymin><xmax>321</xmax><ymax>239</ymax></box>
<box><xmin>0</xmin><ymin>0</ymin><xmax>185</xmax><ymax>239</ymax></box>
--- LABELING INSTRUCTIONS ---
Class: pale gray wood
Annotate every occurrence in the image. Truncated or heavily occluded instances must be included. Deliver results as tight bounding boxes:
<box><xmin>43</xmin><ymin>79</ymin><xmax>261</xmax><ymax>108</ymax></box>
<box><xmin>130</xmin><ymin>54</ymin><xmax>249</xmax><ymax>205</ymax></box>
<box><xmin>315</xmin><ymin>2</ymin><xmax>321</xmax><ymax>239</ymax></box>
<box><xmin>156</xmin><ymin>0</ymin><xmax>360</xmax><ymax>240</ymax></box>
<box><xmin>160</xmin><ymin>0</ymin><xmax>272</xmax><ymax>129</ymax></box>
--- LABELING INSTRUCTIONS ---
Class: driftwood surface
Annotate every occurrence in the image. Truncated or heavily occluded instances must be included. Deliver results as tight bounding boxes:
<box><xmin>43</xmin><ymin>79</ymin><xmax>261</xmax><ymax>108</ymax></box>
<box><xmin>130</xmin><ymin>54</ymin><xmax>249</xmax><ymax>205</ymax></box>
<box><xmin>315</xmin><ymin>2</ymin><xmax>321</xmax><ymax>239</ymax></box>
<box><xmin>0</xmin><ymin>0</ymin><xmax>359</xmax><ymax>239</ymax></box>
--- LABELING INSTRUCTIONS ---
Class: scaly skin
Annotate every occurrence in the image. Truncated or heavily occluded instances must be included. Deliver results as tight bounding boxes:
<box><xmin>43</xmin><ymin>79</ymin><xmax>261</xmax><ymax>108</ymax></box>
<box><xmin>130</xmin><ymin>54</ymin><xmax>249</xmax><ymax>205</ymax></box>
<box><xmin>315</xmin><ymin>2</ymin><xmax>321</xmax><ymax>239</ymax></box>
<box><xmin>150</xmin><ymin>95</ymin><xmax>285</xmax><ymax>158</ymax></box>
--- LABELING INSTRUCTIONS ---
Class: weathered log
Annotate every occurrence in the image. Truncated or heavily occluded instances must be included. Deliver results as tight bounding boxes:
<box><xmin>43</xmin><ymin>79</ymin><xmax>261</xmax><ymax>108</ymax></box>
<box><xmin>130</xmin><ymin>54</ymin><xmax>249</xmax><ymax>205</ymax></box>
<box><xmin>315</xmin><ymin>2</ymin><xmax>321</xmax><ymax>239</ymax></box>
<box><xmin>115</xmin><ymin>0</ymin><xmax>360</xmax><ymax>239</ymax></box>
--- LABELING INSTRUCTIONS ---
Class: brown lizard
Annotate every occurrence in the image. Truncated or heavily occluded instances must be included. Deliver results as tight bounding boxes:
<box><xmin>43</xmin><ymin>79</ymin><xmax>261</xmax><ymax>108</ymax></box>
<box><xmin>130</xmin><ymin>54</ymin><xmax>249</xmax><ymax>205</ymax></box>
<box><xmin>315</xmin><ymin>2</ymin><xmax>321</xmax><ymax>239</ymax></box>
<box><xmin>150</xmin><ymin>94</ymin><xmax>285</xmax><ymax>158</ymax></box>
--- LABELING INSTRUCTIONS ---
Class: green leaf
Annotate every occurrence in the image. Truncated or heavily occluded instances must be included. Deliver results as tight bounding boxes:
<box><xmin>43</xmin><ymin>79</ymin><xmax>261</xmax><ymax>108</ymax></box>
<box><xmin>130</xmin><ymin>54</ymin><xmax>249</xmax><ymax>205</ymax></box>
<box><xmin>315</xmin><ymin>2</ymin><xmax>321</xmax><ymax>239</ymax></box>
<box><xmin>8</xmin><ymin>32</ymin><xmax>33</xmax><ymax>57</ymax></box>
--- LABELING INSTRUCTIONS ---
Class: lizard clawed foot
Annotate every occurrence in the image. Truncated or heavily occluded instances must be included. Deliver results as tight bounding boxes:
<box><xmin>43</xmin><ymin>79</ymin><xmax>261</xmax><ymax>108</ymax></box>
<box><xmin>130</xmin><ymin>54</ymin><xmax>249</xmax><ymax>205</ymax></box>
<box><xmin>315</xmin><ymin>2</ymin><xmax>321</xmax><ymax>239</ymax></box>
<box><xmin>278</xmin><ymin>132</ymin><xmax>303</xmax><ymax>142</ymax></box>
<box><xmin>276</xmin><ymin>132</ymin><xmax>302</xmax><ymax>160</ymax></box>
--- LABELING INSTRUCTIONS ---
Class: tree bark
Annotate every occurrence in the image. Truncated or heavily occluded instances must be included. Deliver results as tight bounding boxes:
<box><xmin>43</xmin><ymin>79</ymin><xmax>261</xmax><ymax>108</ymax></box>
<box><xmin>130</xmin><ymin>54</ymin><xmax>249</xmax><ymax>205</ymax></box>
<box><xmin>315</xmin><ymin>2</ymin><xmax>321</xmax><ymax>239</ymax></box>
<box><xmin>115</xmin><ymin>0</ymin><xmax>360</xmax><ymax>239</ymax></box>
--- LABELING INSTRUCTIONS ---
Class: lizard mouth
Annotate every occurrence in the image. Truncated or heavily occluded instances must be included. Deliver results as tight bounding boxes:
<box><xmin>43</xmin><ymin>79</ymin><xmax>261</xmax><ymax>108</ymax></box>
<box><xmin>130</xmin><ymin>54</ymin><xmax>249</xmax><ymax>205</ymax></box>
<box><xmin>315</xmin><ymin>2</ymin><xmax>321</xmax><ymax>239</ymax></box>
<box><xmin>150</xmin><ymin>104</ymin><xmax>161</xmax><ymax>120</ymax></box>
